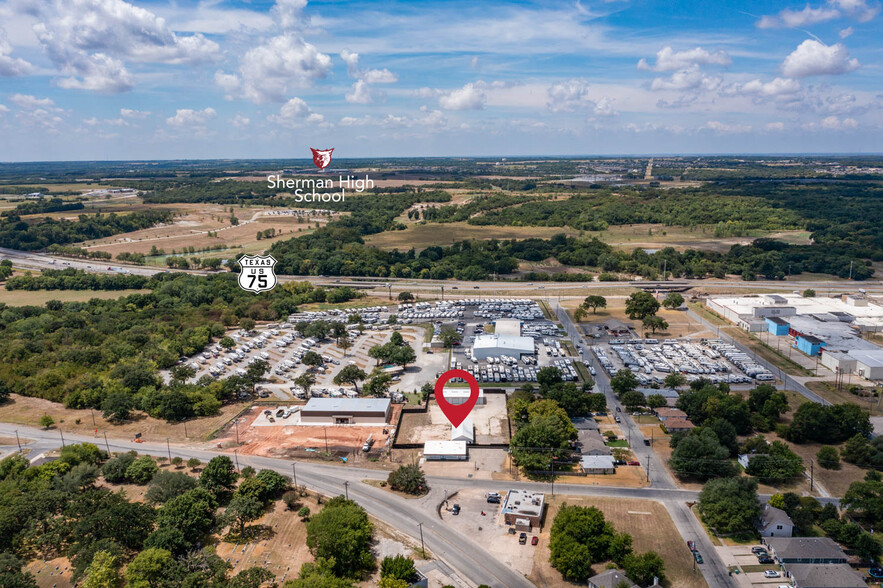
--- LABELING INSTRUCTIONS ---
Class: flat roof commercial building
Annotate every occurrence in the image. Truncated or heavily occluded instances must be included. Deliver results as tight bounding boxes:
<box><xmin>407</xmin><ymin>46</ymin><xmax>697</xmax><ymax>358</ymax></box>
<box><xmin>501</xmin><ymin>489</ymin><xmax>545</xmax><ymax>530</ymax></box>
<box><xmin>493</xmin><ymin>318</ymin><xmax>523</xmax><ymax>337</ymax></box>
<box><xmin>439</xmin><ymin>387</ymin><xmax>486</xmax><ymax>406</ymax></box>
<box><xmin>301</xmin><ymin>398</ymin><xmax>391</xmax><ymax>425</ymax></box>
<box><xmin>472</xmin><ymin>333</ymin><xmax>535</xmax><ymax>360</ymax></box>
<box><xmin>423</xmin><ymin>440</ymin><xmax>467</xmax><ymax>461</ymax></box>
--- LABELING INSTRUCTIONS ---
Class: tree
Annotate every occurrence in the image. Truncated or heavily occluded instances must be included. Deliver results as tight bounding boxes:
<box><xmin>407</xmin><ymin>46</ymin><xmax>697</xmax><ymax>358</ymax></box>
<box><xmin>302</xmin><ymin>351</ymin><xmax>324</xmax><ymax>368</ymax></box>
<box><xmin>574</xmin><ymin>307</ymin><xmax>587</xmax><ymax>322</ymax></box>
<box><xmin>663</xmin><ymin>372</ymin><xmax>687</xmax><ymax>390</ymax></box>
<box><xmin>170</xmin><ymin>364</ymin><xmax>196</xmax><ymax>384</ymax></box>
<box><xmin>803</xmin><ymin>289</ymin><xmax>816</xmax><ymax>298</ymax></box>
<box><xmin>229</xmin><ymin>567</ymin><xmax>275</xmax><ymax>588</ymax></box>
<box><xmin>171</xmin><ymin>456</ymin><xmax>183</xmax><ymax>469</ymax></box>
<box><xmin>698</xmin><ymin>477</ymin><xmax>761</xmax><ymax>533</ymax></box>
<box><xmin>126</xmin><ymin>456</ymin><xmax>159</xmax><ymax>484</ymax></box>
<box><xmin>397</xmin><ymin>291</ymin><xmax>414</xmax><ymax>302</ymax></box>
<box><xmin>621</xmin><ymin>391</ymin><xmax>646</xmax><ymax>412</ymax></box>
<box><xmin>622</xmin><ymin>551</ymin><xmax>665</xmax><ymax>587</ymax></box>
<box><xmin>81</xmin><ymin>550</ymin><xmax>121</xmax><ymax>588</ymax></box>
<box><xmin>143</xmin><ymin>526</ymin><xmax>189</xmax><ymax>556</ymax></box>
<box><xmin>0</xmin><ymin>553</ymin><xmax>38</xmax><ymax>588</ymax></box>
<box><xmin>334</xmin><ymin>365</ymin><xmax>368</xmax><ymax>393</ymax></box>
<box><xmin>145</xmin><ymin>470</ymin><xmax>198</xmax><ymax>504</ymax></box>
<box><xmin>841</xmin><ymin>434</ymin><xmax>872</xmax><ymax>466</ymax></box>
<box><xmin>200</xmin><ymin>456</ymin><xmax>237</xmax><ymax>494</ymax></box>
<box><xmin>817</xmin><ymin>446</ymin><xmax>841</xmax><ymax>470</ymax></box>
<box><xmin>363</xmin><ymin>372</ymin><xmax>392</xmax><ymax>398</ymax></box>
<box><xmin>239</xmin><ymin>317</ymin><xmax>256</xmax><ymax>332</ymax></box>
<box><xmin>439</xmin><ymin>325</ymin><xmax>461</xmax><ymax>348</ymax></box>
<box><xmin>40</xmin><ymin>415</ymin><xmax>55</xmax><ymax>429</ymax></box>
<box><xmin>662</xmin><ymin>293</ymin><xmax>684</xmax><ymax>309</ymax></box>
<box><xmin>223</xmin><ymin>493</ymin><xmax>264</xmax><ymax>537</ymax></box>
<box><xmin>297</xmin><ymin>506</ymin><xmax>311</xmax><ymax>520</ymax></box>
<box><xmin>610</xmin><ymin>369</ymin><xmax>638</xmax><ymax>396</ymax></box>
<box><xmin>339</xmin><ymin>336</ymin><xmax>352</xmax><ymax>355</ymax></box>
<box><xmin>124</xmin><ymin>548</ymin><xmax>179</xmax><ymax>588</ymax></box>
<box><xmin>583</xmin><ymin>295</ymin><xmax>607</xmax><ymax>314</ymax></box>
<box><xmin>293</xmin><ymin>373</ymin><xmax>316</xmax><ymax>397</ymax></box>
<box><xmin>102</xmin><ymin>451</ymin><xmax>137</xmax><ymax>483</ymax></box>
<box><xmin>543</xmin><ymin>382</ymin><xmax>592</xmax><ymax>418</ymax></box>
<box><xmin>387</xmin><ymin>464</ymin><xmax>428</xmax><ymax>495</ymax></box>
<box><xmin>646</xmin><ymin>394</ymin><xmax>667</xmax><ymax>409</ymax></box>
<box><xmin>669</xmin><ymin>428</ymin><xmax>737</xmax><ymax>480</ymax></box>
<box><xmin>642</xmin><ymin>316</ymin><xmax>668</xmax><ymax>334</ymax></box>
<box><xmin>549</xmin><ymin>504</ymin><xmax>632</xmax><ymax>582</ymax></box>
<box><xmin>219</xmin><ymin>336</ymin><xmax>234</xmax><ymax>349</ymax></box>
<box><xmin>60</xmin><ymin>442</ymin><xmax>105</xmax><ymax>466</ymax></box>
<box><xmin>625</xmin><ymin>291</ymin><xmax>660</xmax><ymax>320</ymax></box>
<box><xmin>156</xmin><ymin>487</ymin><xmax>217</xmax><ymax>545</ymax></box>
<box><xmin>101</xmin><ymin>391</ymin><xmax>134</xmax><ymax>422</ymax></box>
<box><xmin>305</xmin><ymin>496</ymin><xmax>375</xmax><ymax>578</ymax></box>
<box><xmin>380</xmin><ymin>555</ymin><xmax>418</xmax><ymax>582</ymax></box>
<box><xmin>537</xmin><ymin>366</ymin><xmax>563</xmax><ymax>388</ymax></box>
<box><xmin>254</xmin><ymin>469</ymin><xmax>291</xmax><ymax>501</ymax></box>
<box><xmin>187</xmin><ymin>458</ymin><xmax>201</xmax><ymax>471</ymax></box>
<box><xmin>745</xmin><ymin>441</ymin><xmax>804</xmax><ymax>483</ymax></box>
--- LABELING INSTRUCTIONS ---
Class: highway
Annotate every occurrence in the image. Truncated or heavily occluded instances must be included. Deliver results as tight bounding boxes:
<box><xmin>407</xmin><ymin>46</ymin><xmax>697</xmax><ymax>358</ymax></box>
<box><xmin>2</xmin><ymin>247</ymin><xmax>882</xmax><ymax>298</ymax></box>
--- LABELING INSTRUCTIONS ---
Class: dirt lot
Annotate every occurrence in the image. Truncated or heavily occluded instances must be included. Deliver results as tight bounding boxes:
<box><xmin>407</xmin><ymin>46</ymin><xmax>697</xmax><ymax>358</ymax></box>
<box><xmin>529</xmin><ymin>496</ymin><xmax>708</xmax><ymax>588</ymax></box>
<box><xmin>215</xmin><ymin>405</ymin><xmax>400</xmax><ymax>463</ymax></box>
<box><xmin>399</xmin><ymin>394</ymin><xmax>510</xmax><ymax>445</ymax></box>
<box><xmin>0</xmin><ymin>394</ymin><xmax>245</xmax><ymax>443</ymax></box>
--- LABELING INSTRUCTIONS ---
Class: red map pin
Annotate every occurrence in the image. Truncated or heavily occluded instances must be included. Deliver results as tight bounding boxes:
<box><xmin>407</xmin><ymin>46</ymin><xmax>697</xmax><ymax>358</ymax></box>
<box><xmin>435</xmin><ymin>369</ymin><xmax>480</xmax><ymax>428</ymax></box>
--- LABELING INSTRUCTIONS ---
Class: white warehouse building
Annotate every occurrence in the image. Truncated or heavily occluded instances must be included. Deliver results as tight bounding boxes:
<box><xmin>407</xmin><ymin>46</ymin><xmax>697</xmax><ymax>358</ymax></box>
<box><xmin>472</xmin><ymin>334</ymin><xmax>535</xmax><ymax>360</ymax></box>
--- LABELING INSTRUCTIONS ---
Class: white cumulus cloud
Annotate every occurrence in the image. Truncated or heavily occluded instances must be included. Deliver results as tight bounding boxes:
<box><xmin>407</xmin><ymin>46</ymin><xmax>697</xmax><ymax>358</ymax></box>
<box><xmin>650</xmin><ymin>67</ymin><xmax>721</xmax><ymax>92</ymax></box>
<box><xmin>638</xmin><ymin>46</ymin><xmax>731</xmax><ymax>72</ymax></box>
<box><xmin>166</xmin><ymin>107</ymin><xmax>217</xmax><ymax>128</ymax></box>
<box><xmin>438</xmin><ymin>83</ymin><xmax>486</xmax><ymax>110</ymax></box>
<box><xmin>267</xmin><ymin>97</ymin><xmax>324</xmax><ymax>126</ymax></box>
<box><xmin>781</xmin><ymin>40</ymin><xmax>859</xmax><ymax>77</ymax></box>
<box><xmin>29</xmin><ymin>0</ymin><xmax>218</xmax><ymax>92</ymax></box>
<box><xmin>0</xmin><ymin>29</ymin><xmax>33</xmax><ymax>76</ymax></box>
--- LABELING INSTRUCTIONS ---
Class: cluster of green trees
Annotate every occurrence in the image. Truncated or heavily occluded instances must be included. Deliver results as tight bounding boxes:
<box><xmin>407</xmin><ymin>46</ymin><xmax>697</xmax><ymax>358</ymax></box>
<box><xmin>368</xmin><ymin>331</ymin><xmax>416</xmax><ymax>368</ymax></box>
<box><xmin>509</xmin><ymin>394</ymin><xmax>578</xmax><ymax>476</ymax></box>
<box><xmin>0</xmin><ymin>210</ymin><xmax>174</xmax><ymax>251</ymax></box>
<box><xmin>1</xmin><ymin>198</ymin><xmax>84</xmax><ymax>217</ymax></box>
<box><xmin>784</xmin><ymin>402</ymin><xmax>872</xmax><ymax>444</ymax></box>
<box><xmin>838</xmin><ymin>434</ymin><xmax>883</xmax><ymax>469</ymax></box>
<box><xmin>0</xmin><ymin>447</ymin><xmax>286</xmax><ymax>588</ymax></box>
<box><xmin>420</xmin><ymin>193</ymin><xmax>539</xmax><ymax>223</ymax></box>
<box><xmin>5</xmin><ymin>268</ymin><xmax>150</xmax><ymax>291</ymax></box>
<box><xmin>549</xmin><ymin>503</ymin><xmax>665</xmax><ymax>585</ymax></box>
<box><xmin>386</xmin><ymin>464</ymin><xmax>428</xmax><ymax>495</ymax></box>
<box><xmin>47</xmin><ymin>244</ymin><xmax>112</xmax><ymax>259</ymax></box>
<box><xmin>0</xmin><ymin>274</ymin><xmax>358</xmax><ymax>417</ymax></box>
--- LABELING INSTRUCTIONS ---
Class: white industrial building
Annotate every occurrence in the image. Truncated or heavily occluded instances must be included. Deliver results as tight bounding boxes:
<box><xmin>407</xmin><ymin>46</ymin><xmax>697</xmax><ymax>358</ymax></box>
<box><xmin>451</xmin><ymin>418</ymin><xmax>475</xmax><ymax>443</ymax></box>
<box><xmin>493</xmin><ymin>319</ymin><xmax>523</xmax><ymax>336</ymax></box>
<box><xmin>440</xmin><ymin>387</ymin><xmax>486</xmax><ymax>406</ymax></box>
<box><xmin>423</xmin><ymin>440</ymin><xmax>467</xmax><ymax>461</ymax></box>
<box><xmin>472</xmin><ymin>334</ymin><xmax>535</xmax><ymax>359</ymax></box>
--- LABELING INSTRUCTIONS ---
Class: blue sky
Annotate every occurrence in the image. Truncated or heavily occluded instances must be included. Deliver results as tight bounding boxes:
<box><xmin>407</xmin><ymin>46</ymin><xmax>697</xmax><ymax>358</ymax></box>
<box><xmin>0</xmin><ymin>0</ymin><xmax>880</xmax><ymax>160</ymax></box>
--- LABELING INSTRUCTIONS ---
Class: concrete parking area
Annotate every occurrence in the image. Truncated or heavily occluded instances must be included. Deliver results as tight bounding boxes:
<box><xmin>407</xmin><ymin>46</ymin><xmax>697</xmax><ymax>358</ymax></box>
<box><xmin>399</xmin><ymin>393</ymin><xmax>510</xmax><ymax>444</ymax></box>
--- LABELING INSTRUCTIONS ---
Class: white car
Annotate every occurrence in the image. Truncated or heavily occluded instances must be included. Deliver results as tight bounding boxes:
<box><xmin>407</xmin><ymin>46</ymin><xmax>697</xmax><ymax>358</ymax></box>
<box><xmin>763</xmin><ymin>570</ymin><xmax>780</xmax><ymax>578</ymax></box>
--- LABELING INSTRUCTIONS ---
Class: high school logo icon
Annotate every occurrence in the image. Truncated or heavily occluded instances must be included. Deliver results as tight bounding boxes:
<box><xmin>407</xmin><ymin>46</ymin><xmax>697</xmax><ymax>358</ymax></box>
<box><xmin>238</xmin><ymin>255</ymin><xmax>277</xmax><ymax>293</ymax></box>
<box><xmin>310</xmin><ymin>147</ymin><xmax>334</xmax><ymax>170</ymax></box>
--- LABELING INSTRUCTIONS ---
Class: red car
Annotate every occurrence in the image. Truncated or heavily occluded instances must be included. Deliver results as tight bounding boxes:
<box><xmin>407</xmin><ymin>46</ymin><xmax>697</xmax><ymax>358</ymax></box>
<box><xmin>687</xmin><ymin>540</ymin><xmax>696</xmax><ymax>551</ymax></box>
<box><xmin>531</xmin><ymin>536</ymin><xmax>538</xmax><ymax>546</ymax></box>
<box><xmin>628</xmin><ymin>460</ymin><xmax>640</xmax><ymax>466</ymax></box>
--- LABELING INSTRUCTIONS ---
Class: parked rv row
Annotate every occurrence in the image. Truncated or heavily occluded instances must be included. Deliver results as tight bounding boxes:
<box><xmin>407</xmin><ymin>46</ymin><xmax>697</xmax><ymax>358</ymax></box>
<box><xmin>705</xmin><ymin>341</ymin><xmax>775</xmax><ymax>382</ymax></box>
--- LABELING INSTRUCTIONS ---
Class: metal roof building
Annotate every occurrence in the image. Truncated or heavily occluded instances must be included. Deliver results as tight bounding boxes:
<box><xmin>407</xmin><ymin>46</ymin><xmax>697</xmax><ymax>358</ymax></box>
<box><xmin>301</xmin><ymin>397</ymin><xmax>392</xmax><ymax>425</ymax></box>
<box><xmin>423</xmin><ymin>440</ymin><xmax>467</xmax><ymax>461</ymax></box>
<box><xmin>472</xmin><ymin>333</ymin><xmax>535</xmax><ymax>360</ymax></box>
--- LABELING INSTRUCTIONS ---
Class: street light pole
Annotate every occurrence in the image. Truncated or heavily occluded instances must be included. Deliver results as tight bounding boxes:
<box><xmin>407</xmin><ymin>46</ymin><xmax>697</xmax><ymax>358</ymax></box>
<box><xmin>344</xmin><ymin>480</ymin><xmax>349</xmax><ymax>500</ymax></box>
<box><xmin>166</xmin><ymin>438</ymin><xmax>172</xmax><ymax>463</ymax></box>
<box><xmin>90</xmin><ymin>408</ymin><xmax>96</xmax><ymax>428</ymax></box>
<box><xmin>14</xmin><ymin>430</ymin><xmax>21</xmax><ymax>452</ymax></box>
<box><xmin>104</xmin><ymin>432</ymin><xmax>111</xmax><ymax>455</ymax></box>
<box><xmin>59</xmin><ymin>429</ymin><xmax>65</xmax><ymax>448</ymax></box>
<box><xmin>233</xmin><ymin>449</ymin><xmax>240</xmax><ymax>471</ymax></box>
<box><xmin>291</xmin><ymin>462</ymin><xmax>298</xmax><ymax>488</ymax></box>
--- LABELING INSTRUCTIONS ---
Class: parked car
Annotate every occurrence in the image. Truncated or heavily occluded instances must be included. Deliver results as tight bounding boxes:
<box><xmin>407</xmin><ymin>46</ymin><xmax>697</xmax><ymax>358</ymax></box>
<box><xmin>763</xmin><ymin>570</ymin><xmax>780</xmax><ymax>578</ymax></box>
<box><xmin>531</xmin><ymin>536</ymin><xmax>538</xmax><ymax>546</ymax></box>
<box><xmin>452</xmin><ymin>504</ymin><xmax>460</xmax><ymax>515</ymax></box>
<box><xmin>686</xmin><ymin>540</ymin><xmax>696</xmax><ymax>551</ymax></box>
<box><xmin>751</xmin><ymin>547</ymin><xmax>767</xmax><ymax>554</ymax></box>
<box><xmin>757</xmin><ymin>556</ymin><xmax>774</xmax><ymax>564</ymax></box>
<box><xmin>628</xmin><ymin>461</ymin><xmax>640</xmax><ymax>466</ymax></box>
<box><xmin>519</xmin><ymin>533</ymin><xmax>527</xmax><ymax>545</ymax></box>
<box><xmin>693</xmin><ymin>552</ymin><xmax>703</xmax><ymax>564</ymax></box>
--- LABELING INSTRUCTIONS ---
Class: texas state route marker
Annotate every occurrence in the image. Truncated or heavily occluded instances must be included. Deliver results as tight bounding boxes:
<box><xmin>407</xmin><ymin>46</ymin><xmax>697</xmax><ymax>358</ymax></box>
<box><xmin>434</xmin><ymin>369</ymin><xmax>480</xmax><ymax>427</ymax></box>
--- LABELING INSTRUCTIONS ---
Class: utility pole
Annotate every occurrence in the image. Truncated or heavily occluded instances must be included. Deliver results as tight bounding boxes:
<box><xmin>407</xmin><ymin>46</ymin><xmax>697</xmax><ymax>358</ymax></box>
<box><xmin>235</xmin><ymin>419</ymin><xmax>240</xmax><ymax>445</ymax></box>
<box><xmin>344</xmin><ymin>480</ymin><xmax>349</xmax><ymax>500</ymax></box>
<box><xmin>418</xmin><ymin>522</ymin><xmax>426</xmax><ymax>558</ymax></box>
<box><xmin>166</xmin><ymin>438</ymin><xmax>172</xmax><ymax>463</ymax></box>
<box><xmin>324</xmin><ymin>428</ymin><xmax>329</xmax><ymax>453</ymax></box>
<box><xmin>90</xmin><ymin>407</ymin><xmax>96</xmax><ymax>428</ymax></box>
<box><xmin>849</xmin><ymin>260</ymin><xmax>854</xmax><ymax>280</ymax></box>
<box><xmin>14</xmin><ymin>430</ymin><xmax>21</xmax><ymax>452</ymax></box>
<box><xmin>184</xmin><ymin>422</ymin><xmax>188</xmax><ymax>439</ymax></box>
<box><xmin>233</xmin><ymin>449</ymin><xmax>240</xmax><ymax>471</ymax></box>
<box><xmin>59</xmin><ymin>429</ymin><xmax>65</xmax><ymax>448</ymax></box>
<box><xmin>291</xmin><ymin>462</ymin><xmax>298</xmax><ymax>488</ymax></box>
<box><xmin>103</xmin><ymin>432</ymin><xmax>111</xmax><ymax>455</ymax></box>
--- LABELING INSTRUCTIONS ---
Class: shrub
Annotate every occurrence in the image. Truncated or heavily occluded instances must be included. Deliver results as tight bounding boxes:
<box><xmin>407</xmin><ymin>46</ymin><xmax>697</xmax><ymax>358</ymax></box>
<box><xmin>817</xmin><ymin>446</ymin><xmax>841</xmax><ymax>470</ymax></box>
<box><xmin>126</xmin><ymin>455</ymin><xmax>159</xmax><ymax>484</ymax></box>
<box><xmin>102</xmin><ymin>451</ymin><xmax>137</xmax><ymax>483</ymax></box>
<box><xmin>387</xmin><ymin>464</ymin><xmax>428</xmax><ymax>495</ymax></box>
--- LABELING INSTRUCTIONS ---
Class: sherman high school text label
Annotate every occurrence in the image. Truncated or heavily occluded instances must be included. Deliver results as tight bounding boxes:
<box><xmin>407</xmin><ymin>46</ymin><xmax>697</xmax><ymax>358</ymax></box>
<box><xmin>266</xmin><ymin>174</ymin><xmax>374</xmax><ymax>202</ymax></box>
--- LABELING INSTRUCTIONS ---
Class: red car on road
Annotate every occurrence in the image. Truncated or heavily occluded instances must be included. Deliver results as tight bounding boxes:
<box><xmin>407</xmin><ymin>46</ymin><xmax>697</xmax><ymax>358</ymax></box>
<box><xmin>628</xmin><ymin>460</ymin><xmax>640</xmax><ymax>466</ymax></box>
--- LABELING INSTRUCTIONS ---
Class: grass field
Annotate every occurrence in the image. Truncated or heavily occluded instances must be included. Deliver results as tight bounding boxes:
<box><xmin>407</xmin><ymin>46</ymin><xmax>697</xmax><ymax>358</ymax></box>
<box><xmin>0</xmin><ymin>394</ymin><xmax>245</xmax><ymax>442</ymax></box>
<box><xmin>529</xmin><ymin>496</ymin><xmax>707</xmax><ymax>588</ymax></box>
<box><xmin>0</xmin><ymin>289</ymin><xmax>149</xmax><ymax>305</ymax></box>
